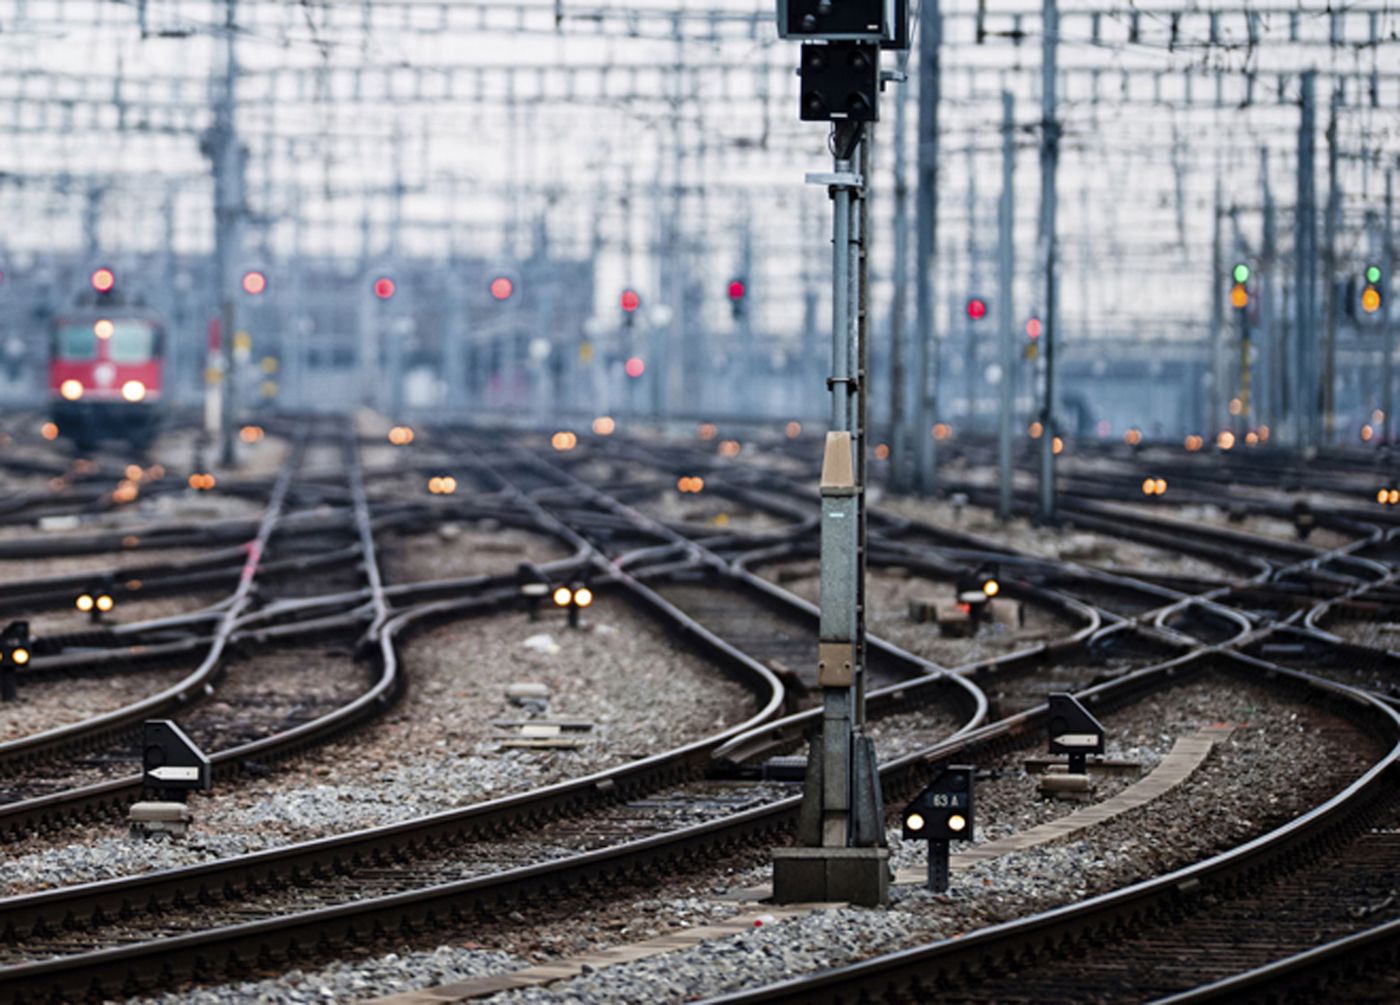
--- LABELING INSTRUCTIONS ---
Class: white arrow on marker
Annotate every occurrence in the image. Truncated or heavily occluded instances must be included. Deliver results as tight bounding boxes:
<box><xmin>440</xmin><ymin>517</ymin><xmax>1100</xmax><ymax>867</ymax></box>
<box><xmin>1054</xmin><ymin>733</ymin><xmax>1101</xmax><ymax>748</ymax></box>
<box><xmin>148</xmin><ymin>765</ymin><xmax>201</xmax><ymax>782</ymax></box>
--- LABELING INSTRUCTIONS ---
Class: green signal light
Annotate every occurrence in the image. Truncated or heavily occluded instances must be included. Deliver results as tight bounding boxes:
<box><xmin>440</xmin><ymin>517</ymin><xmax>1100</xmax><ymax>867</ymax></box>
<box><xmin>1366</xmin><ymin>264</ymin><xmax>1382</xmax><ymax>285</ymax></box>
<box><xmin>1232</xmin><ymin>263</ymin><xmax>1251</xmax><ymax>284</ymax></box>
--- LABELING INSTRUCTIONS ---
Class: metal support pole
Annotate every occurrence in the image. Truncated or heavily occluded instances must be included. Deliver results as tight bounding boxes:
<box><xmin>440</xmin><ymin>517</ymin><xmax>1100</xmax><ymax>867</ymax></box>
<box><xmin>1295</xmin><ymin>71</ymin><xmax>1318</xmax><ymax>452</ymax></box>
<box><xmin>1037</xmin><ymin>0</ymin><xmax>1059</xmax><ymax>523</ymax></box>
<box><xmin>1385</xmin><ymin>169</ymin><xmax>1395</xmax><ymax>447</ymax></box>
<box><xmin>212</xmin><ymin>0</ymin><xmax>242</xmax><ymax>466</ymax></box>
<box><xmin>914</xmin><ymin>0</ymin><xmax>941</xmax><ymax>494</ymax></box>
<box><xmin>1209</xmin><ymin>178</ymin><xmax>1224</xmax><ymax>437</ymax></box>
<box><xmin>890</xmin><ymin>74</ymin><xmax>911</xmax><ymax>489</ymax></box>
<box><xmin>1322</xmin><ymin>86</ymin><xmax>1340</xmax><ymax>444</ymax></box>
<box><xmin>1260</xmin><ymin>150</ymin><xmax>1277</xmax><ymax>434</ymax></box>
<box><xmin>796</xmin><ymin>120</ymin><xmax>884</xmax><ymax>865</ymax></box>
<box><xmin>997</xmin><ymin>91</ymin><xmax>1016</xmax><ymax>521</ymax></box>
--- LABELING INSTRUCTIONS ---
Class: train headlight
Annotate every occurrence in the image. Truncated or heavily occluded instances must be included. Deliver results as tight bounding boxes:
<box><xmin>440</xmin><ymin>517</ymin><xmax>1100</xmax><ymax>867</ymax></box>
<box><xmin>121</xmin><ymin>380</ymin><xmax>147</xmax><ymax>403</ymax></box>
<box><xmin>60</xmin><ymin>379</ymin><xmax>84</xmax><ymax>401</ymax></box>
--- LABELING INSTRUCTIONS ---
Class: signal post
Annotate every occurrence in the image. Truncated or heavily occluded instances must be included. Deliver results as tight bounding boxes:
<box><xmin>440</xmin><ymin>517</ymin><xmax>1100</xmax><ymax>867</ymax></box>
<box><xmin>769</xmin><ymin>0</ymin><xmax>907</xmax><ymax>908</ymax></box>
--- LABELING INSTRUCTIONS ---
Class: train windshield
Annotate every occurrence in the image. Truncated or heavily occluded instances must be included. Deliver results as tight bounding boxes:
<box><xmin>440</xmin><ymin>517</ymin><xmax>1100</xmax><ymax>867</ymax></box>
<box><xmin>53</xmin><ymin>320</ymin><xmax>158</xmax><ymax>363</ymax></box>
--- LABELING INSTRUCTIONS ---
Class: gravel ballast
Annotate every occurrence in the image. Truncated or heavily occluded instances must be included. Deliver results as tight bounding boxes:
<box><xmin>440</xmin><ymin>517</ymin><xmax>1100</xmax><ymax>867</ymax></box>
<box><xmin>4</xmin><ymin>598</ymin><xmax>758</xmax><ymax>895</ymax></box>
<box><xmin>114</xmin><ymin>670</ymin><xmax>1385</xmax><ymax>1005</ymax></box>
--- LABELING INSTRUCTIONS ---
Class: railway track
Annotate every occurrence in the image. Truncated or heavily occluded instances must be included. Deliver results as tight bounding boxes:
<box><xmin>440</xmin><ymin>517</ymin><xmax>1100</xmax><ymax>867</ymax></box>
<box><xmin>2</xmin><ymin>426</ymin><xmax>1398</xmax><ymax>1002</ymax></box>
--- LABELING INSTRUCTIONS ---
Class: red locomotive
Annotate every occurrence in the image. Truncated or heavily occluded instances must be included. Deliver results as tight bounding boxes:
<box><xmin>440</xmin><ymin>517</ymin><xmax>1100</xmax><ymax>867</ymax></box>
<box><xmin>49</xmin><ymin>267</ymin><xmax>166</xmax><ymax>450</ymax></box>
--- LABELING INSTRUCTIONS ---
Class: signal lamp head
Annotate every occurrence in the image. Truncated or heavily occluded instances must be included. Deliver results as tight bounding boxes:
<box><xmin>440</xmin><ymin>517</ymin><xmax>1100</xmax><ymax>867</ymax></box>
<box><xmin>76</xmin><ymin>594</ymin><xmax>94</xmax><ymax>613</ymax></box>
<box><xmin>982</xmin><ymin>579</ymin><xmax>1000</xmax><ymax>597</ymax></box>
<box><xmin>1232</xmin><ymin>263</ymin><xmax>1251</xmax><ymax>284</ymax></box>
<box><xmin>1378</xmin><ymin>489</ymin><xmax>1389</xmax><ymax>505</ymax></box>
<box><xmin>947</xmin><ymin>813</ymin><xmax>968</xmax><ymax>833</ymax></box>
<box><xmin>965</xmin><ymin>297</ymin><xmax>988</xmax><ymax>321</ymax></box>
<box><xmin>10</xmin><ymin>647</ymin><xmax>28</xmax><ymax>666</ymax></box>
<box><xmin>905</xmin><ymin>812</ymin><xmax>925</xmax><ymax>832</ymax></box>
<box><xmin>373</xmin><ymin>276</ymin><xmax>396</xmax><ymax>300</ymax></box>
<box><xmin>553</xmin><ymin>586</ymin><xmax>573</xmax><ymax>607</ymax></box>
<box><xmin>95</xmin><ymin>594</ymin><xmax>114</xmax><ymax>613</ymax></box>
<box><xmin>619</xmin><ymin>289</ymin><xmax>641</xmax><ymax>313</ymax></box>
<box><xmin>1362</xmin><ymin>287</ymin><xmax>1382</xmax><ymax>314</ymax></box>
<box><xmin>1366</xmin><ymin>264</ymin><xmax>1382</xmax><ymax>285</ymax></box>
<box><xmin>1230</xmin><ymin>284</ymin><xmax>1249</xmax><ymax>309</ymax></box>
<box><xmin>489</xmin><ymin>276</ymin><xmax>514</xmax><ymax>300</ymax></box>
<box><xmin>727</xmin><ymin>279</ymin><xmax>747</xmax><ymax>301</ymax></box>
<box><xmin>1389</xmin><ymin>490</ymin><xmax>1399</xmax><ymax>506</ymax></box>
<box><xmin>241</xmin><ymin>270</ymin><xmax>268</xmax><ymax>295</ymax></box>
<box><xmin>90</xmin><ymin>267</ymin><xmax>116</xmax><ymax>293</ymax></box>
<box><xmin>1025</xmin><ymin>317</ymin><xmax>1042</xmax><ymax>339</ymax></box>
<box><xmin>625</xmin><ymin>356</ymin><xmax>645</xmax><ymax>379</ymax></box>
<box><xmin>574</xmin><ymin>586</ymin><xmax>593</xmax><ymax>608</ymax></box>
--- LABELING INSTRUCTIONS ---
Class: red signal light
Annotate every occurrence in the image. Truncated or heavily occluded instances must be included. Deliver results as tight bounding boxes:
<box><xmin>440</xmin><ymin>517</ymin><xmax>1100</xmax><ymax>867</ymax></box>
<box><xmin>625</xmin><ymin>356</ymin><xmax>645</xmax><ymax>378</ymax></box>
<box><xmin>90</xmin><ymin>268</ymin><xmax>116</xmax><ymax>293</ymax></box>
<box><xmin>620</xmin><ymin>289</ymin><xmax>641</xmax><ymax>313</ymax></box>
<box><xmin>965</xmin><ymin>297</ymin><xmax>988</xmax><ymax>321</ymax></box>
<box><xmin>490</xmin><ymin>276</ymin><xmax>514</xmax><ymax>301</ymax></box>
<box><xmin>373</xmin><ymin>276</ymin><xmax>396</xmax><ymax>300</ymax></box>
<box><xmin>727</xmin><ymin>279</ymin><xmax>747</xmax><ymax>301</ymax></box>
<box><xmin>241</xmin><ymin>270</ymin><xmax>267</xmax><ymax>295</ymax></box>
<box><xmin>1025</xmin><ymin>317</ymin><xmax>1042</xmax><ymax>339</ymax></box>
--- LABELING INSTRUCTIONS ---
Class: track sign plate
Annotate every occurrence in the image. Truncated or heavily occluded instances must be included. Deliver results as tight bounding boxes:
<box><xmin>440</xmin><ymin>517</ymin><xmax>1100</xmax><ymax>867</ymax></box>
<box><xmin>143</xmin><ymin>719</ymin><xmax>212</xmax><ymax>792</ymax></box>
<box><xmin>1047</xmin><ymin>693</ymin><xmax>1105</xmax><ymax>757</ymax></box>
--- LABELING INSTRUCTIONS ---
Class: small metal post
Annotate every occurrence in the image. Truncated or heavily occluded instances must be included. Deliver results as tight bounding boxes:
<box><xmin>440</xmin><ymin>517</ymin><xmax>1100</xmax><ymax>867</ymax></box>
<box><xmin>997</xmin><ymin>91</ymin><xmax>1016</xmax><ymax>521</ymax></box>
<box><xmin>0</xmin><ymin>664</ymin><xmax>14</xmax><ymax>703</ymax></box>
<box><xmin>927</xmin><ymin>839</ymin><xmax>950</xmax><ymax>893</ymax></box>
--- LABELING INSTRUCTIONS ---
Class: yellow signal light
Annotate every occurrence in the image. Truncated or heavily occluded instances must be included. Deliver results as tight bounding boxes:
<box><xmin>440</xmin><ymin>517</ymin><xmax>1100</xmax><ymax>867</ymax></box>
<box><xmin>1378</xmin><ymin>489</ymin><xmax>1389</xmax><ymax>505</ymax></box>
<box><xmin>1362</xmin><ymin>286</ymin><xmax>1382</xmax><ymax>314</ymax></box>
<box><xmin>1389</xmin><ymin>490</ymin><xmax>1399</xmax><ymax>506</ymax></box>
<box><xmin>1154</xmin><ymin>478</ymin><xmax>1167</xmax><ymax>495</ymax></box>
<box><xmin>1230</xmin><ymin>284</ymin><xmax>1249</xmax><ymax>309</ymax></box>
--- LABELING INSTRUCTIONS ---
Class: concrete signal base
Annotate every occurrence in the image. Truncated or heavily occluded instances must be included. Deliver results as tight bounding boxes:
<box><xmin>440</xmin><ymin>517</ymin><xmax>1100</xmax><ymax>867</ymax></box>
<box><xmin>771</xmin><ymin>846</ymin><xmax>890</xmax><ymax>906</ymax></box>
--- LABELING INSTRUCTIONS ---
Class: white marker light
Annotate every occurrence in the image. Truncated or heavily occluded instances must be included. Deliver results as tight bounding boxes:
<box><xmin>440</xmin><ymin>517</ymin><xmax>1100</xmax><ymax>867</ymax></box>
<box><xmin>574</xmin><ymin>587</ymin><xmax>594</xmax><ymax>608</ymax></box>
<box><xmin>905</xmin><ymin>813</ymin><xmax>925</xmax><ymax>832</ymax></box>
<box><xmin>552</xmin><ymin>586</ymin><xmax>572</xmax><ymax>607</ymax></box>
<box><xmin>947</xmin><ymin>813</ymin><xmax>967</xmax><ymax>833</ymax></box>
